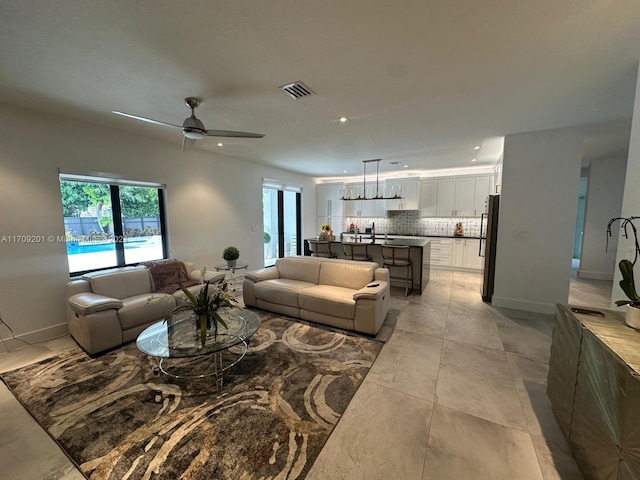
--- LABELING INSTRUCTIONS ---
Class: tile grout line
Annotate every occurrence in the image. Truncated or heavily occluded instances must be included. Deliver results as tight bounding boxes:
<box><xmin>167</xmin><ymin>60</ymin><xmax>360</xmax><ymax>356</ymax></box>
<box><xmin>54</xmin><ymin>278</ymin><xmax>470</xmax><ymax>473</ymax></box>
<box><xmin>419</xmin><ymin>271</ymin><xmax>454</xmax><ymax>480</ymax></box>
<box><xmin>505</xmin><ymin>342</ymin><xmax>548</xmax><ymax>480</ymax></box>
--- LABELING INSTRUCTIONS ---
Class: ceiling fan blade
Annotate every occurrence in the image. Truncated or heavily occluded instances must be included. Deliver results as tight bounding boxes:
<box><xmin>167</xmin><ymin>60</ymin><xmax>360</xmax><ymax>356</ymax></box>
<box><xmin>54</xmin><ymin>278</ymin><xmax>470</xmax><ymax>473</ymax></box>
<box><xmin>112</xmin><ymin>111</ymin><xmax>181</xmax><ymax>129</ymax></box>
<box><xmin>205</xmin><ymin>129</ymin><xmax>265</xmax><ymax>138</ymax></box>
<box><xmin>182</xmin><ymin>136</ymin><xmax>196</xmax><ymax>152</ymax></box>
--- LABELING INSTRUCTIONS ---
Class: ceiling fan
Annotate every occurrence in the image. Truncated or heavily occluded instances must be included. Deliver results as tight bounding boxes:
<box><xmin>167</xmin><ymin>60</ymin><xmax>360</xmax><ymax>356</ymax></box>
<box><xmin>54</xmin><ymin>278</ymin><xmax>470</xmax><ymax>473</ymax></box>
<box><xmin>112</xmin><ymin>97</ymin><xmax>264</xmax><ymax>151</ymax></box>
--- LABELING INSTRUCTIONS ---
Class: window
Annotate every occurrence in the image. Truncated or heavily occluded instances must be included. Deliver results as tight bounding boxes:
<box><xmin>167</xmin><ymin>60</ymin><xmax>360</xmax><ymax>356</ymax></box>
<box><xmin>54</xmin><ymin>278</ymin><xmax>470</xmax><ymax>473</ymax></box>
<box><xmin>60</xmin><ymin>175</ymin><xmax>167</xmax><ymax>274</ymax></box>
<box><xmin>263</xmin><ymin>180</ymin><xmax>302</xmax><ymax>267</ymax></box>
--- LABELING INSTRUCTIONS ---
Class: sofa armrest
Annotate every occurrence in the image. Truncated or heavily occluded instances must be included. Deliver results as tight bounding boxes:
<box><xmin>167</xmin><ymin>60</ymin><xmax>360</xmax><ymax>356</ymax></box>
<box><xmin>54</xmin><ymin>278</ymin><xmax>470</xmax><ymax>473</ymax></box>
<box><xmin>374</xmin><ymin>268</ymin><xmax>390</xmax><ymax>283</ymax></box>
<box><xmin>245</xmin><ymin>267</ymin><xmax>280</xmax><ymax>283</ymax></box>
<box><xmin>353</xmin><ymin>281</ymin><xmax>388</xmax><ymax>300</ymax></box>
<box><xmin>68</xmin><ymin>292</ymin><xmax>123</xmax><ymax>316</ymax></box>
<box><xmin>188</xmin><ymin>269</ymin><xmax>226</xmax><ymax>284</ymax></box>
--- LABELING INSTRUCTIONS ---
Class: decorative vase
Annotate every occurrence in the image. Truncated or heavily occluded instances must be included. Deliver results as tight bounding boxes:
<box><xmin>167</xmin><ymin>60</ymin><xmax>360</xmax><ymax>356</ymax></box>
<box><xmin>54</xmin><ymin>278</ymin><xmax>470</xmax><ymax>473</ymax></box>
<box><xmin>193</xmin><ymin>312</ymin><xmax>223</xmax><ymax>347</ymax></box>
<box><xmin>227</xmin><ymin>259</ymin><xmax>237</xmax><ymax>267</ymax></box>
<box><xmin>625</xmin><ymin>305</ymin><xmax>640</xmax><ymax>330</ymax></box>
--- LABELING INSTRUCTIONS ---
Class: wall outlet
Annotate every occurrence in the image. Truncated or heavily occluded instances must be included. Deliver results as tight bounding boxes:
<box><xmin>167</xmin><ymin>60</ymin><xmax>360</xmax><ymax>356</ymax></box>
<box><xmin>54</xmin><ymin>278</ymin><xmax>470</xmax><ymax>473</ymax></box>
<box><xmin>251</xmin><ymin>225</ymin><xmax>256</xmax><ymax>232</ymax></box>
<box><xmin>513</xmin><ymin>230</ymin><xmax>529</xmax><ymax>240</ymax></box>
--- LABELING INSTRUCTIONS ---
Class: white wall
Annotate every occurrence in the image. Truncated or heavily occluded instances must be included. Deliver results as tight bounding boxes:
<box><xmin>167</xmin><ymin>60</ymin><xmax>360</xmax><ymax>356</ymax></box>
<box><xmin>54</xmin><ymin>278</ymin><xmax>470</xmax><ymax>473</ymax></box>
<box><xmin>0</xmin><ymin>103</ymin><xmax>316</xmax><ymax>349</ymax></box>
<box><xmin>613</xmin><ymin>63</ymin><xmax>640</xmax><ymax>306</ymax></box>
<box><xmin>493</xmin><ymin>127</ymin><xmax>584</xmax><ymax>314</ymax></box>
<box><xmin>578</xmin><ymin>156</ymin><xmax>627</xmax><ymax>280</ymax></box>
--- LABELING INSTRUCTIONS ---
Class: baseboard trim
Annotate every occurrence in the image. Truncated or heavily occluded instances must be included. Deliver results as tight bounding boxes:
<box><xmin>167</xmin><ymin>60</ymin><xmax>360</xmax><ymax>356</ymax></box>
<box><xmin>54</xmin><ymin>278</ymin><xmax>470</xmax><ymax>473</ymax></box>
<box><xmin>577</xmin><ymin>270</ymin><xmax>614</xmax><ymax>280</ymax></box>
<box><xmin>491</xmin><ymin>296</ymin><xmax>557</xmax><ymax>314</ymax></box>
<box><xmin>0</xmin><ymin>322</ymin><xmax>69</xmax><ymax>352</ymax></box>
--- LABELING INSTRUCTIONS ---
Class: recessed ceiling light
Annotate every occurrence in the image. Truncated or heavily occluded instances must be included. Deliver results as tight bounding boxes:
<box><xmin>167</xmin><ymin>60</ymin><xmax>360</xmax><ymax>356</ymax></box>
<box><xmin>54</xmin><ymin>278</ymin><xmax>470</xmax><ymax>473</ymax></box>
<box><xmin>404</xmin><ymin>164</ymin><xmax>408</xmax><ymax>168</ymax></box>
<box><xmin>343</xmin><ymin>170</ymin><xmax>347</xmax><ymax>173</ymax></box>
<box><xmin>474</xmin><ymin>145</ymin><xmax>481</xmax><ymax>150</ymax></box>
<box><xmin>217</xmin><ymin>142</ymin><xmax>223</xmax><ymax>147</ymax></box>
<box><xmin>339</xmin><ymin>117</ymin><xmax>349</xmax><ymax>123</ymax></box>
<box><xmin>471</xmin><ymin>158</ymin><xmax>477</xmax><ymax>162</ymax></box>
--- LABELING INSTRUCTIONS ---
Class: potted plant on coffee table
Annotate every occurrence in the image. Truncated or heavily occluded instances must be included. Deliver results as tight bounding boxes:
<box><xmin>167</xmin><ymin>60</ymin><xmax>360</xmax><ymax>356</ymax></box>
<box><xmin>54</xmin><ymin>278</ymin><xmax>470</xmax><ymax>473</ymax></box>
<box><xmin>171</xmin><ymin>280</ymin><xmax>238</xmax><ymax>347</ymax></box>
<box><xmin>223</xmin><ymin>246</ymin><xmax>240</xmax><ymax>267</ymax></box>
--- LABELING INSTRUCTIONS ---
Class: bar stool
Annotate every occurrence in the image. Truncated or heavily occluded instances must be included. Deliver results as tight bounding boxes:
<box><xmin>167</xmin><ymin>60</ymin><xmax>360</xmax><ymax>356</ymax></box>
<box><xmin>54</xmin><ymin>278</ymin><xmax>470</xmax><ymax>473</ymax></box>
<box><xmin>342</xmin><ymin>242</ymin><xmax>372</xmax><ymax>261</ymax></box>
<box><xmin>381</xmin><ymin>245</ymin><xmax>413</xmax><ymax>296</ymax></box>
<box><xmin>308</xmin><ymin>240</ymin><xmax>336</xmax><ymax>258</ymax></box>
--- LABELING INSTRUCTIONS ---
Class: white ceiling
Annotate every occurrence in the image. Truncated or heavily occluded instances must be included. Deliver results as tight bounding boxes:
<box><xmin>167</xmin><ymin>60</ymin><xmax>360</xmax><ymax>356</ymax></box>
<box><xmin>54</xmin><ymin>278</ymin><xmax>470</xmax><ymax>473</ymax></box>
<box><xmin>1</xmin><ymin>0</ymin><xmax>639</xmax><ymax>178</ymax></box>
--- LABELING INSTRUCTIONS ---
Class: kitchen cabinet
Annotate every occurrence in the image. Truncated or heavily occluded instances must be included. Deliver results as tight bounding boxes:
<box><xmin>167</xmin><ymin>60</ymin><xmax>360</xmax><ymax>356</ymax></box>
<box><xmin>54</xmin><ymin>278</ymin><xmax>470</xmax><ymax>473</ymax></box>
<box><xmin>494</xmin><ymin>160</ymin><xmax>503</xmax><ymax>194</ymax></box>
<box><xmin>386</xmin><ymin>178</ymin><xmax>419</xmax><ymax>210</ymax></box>
<box><xmin>343</xmin><ymin>182</ymin><xmax>386</xmax><ymax>218</ymax></box>
<box><xmin>436</xmin><ymin>237</ymin><xmax>482</xmax><ymax>270</ymax></box>
<box><xmin>452</xmin><ymin>238</ymin><xmax>465</xmax><ymax>267</ymax></box>
<box><xmin>317</xmin><ymin>183</ymin><xmax>344</xmax><ymax>233</ymax></box>
<box><xmin>463</xmin><ymin>239</ymin><xmax>482</xmax><ymax>269</ymax></box>
<box><xmin>435</xmin><ymin>175</ymin><xmax>493</xmax><ymax>217</ymax></box>
<box><xmin>419</xmin><ymin>179</ymin><xmax>437</xmax><ymax>217</ymax></box>
<box><xmin>473</xmin><ymin>175</ymin><xmax>493</xmax><ymax>216</ymax></box>
<box><xmin>317</xmin><ymin>183</ymin><xmax>344</xmax><ymax>217</ymax></box>
<box><xmin>317</xmin><ymin>216</ymin><xmax>342</xmax><ymax>234</ymax></box>
<box><xmin>435</xmin><ymin>179</ymin><xmax>456</xmax><ymax>217</ymax></box>
<box><xmin>454</xmin><ymin>177</ymin><xmax>476</xmax><ymax>216</ymax></box>
<box><xmin>428</xmin><ymin>238</ymin><xmax>453</xmax><ymax>266</ymax></box>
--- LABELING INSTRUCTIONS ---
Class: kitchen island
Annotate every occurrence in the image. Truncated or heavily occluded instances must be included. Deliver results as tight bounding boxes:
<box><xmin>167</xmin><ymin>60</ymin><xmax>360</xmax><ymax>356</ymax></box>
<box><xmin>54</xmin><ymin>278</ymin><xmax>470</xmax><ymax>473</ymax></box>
<box><xmin>303</xmin><ymin>237</ymin><xmax>430</xmax><ymax>294</ymax></box>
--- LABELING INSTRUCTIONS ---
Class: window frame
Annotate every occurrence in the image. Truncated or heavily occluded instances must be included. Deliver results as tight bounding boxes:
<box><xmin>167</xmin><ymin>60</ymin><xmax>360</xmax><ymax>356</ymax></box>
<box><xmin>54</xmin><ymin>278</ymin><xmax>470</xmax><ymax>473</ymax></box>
<box><xmin>59</xmin><ymin>174</ymin><xmax>168</xmax><ymax>276</ymax></box>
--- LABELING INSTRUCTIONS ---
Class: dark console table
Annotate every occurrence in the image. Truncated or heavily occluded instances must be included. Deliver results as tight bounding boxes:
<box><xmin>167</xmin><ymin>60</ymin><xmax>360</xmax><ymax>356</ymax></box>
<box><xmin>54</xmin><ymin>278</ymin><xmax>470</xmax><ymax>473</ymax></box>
<box><xmin>548</xmin><ymin>304</ymin><xmax>640</xmax><ymax>479</ymax></box>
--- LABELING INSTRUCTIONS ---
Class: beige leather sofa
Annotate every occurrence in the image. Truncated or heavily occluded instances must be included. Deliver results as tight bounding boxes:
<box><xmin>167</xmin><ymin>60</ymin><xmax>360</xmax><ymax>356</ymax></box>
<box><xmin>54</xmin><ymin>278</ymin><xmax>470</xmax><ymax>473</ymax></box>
<box><xmin>243</xmin><ymin>256</ymin><xmax>390</xmax><ymax>335</ymax></box>
<box><xmin>65</xmin><ymin>261</ymin><xmax>225</xmax><ymax>355</ymax></box>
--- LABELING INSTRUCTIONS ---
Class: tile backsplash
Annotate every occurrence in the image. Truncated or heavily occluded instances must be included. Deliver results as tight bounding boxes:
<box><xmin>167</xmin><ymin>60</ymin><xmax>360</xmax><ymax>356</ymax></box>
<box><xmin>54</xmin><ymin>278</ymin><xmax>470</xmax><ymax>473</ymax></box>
<box><xmin>345</xmin><ymin>211</ymin><xmax>481</xmax><ymax>237</ymax></box>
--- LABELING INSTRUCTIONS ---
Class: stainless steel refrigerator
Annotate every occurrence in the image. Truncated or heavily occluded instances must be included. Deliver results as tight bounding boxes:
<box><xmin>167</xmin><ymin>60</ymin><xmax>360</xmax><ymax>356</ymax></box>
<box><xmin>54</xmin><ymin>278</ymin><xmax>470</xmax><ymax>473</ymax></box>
<box><xmin>480</xmin><ymin>195</ymin><xmax>500</xmax><ymax>302</ymax></box>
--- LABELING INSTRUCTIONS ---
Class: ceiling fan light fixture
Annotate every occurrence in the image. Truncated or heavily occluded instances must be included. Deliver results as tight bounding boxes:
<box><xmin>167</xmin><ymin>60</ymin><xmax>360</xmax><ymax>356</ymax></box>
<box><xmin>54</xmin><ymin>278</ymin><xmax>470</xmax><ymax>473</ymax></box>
<box><xmin>183</xmin><ymin>128</ymin><xmax>206</xmax><ymax>140</ymax></box>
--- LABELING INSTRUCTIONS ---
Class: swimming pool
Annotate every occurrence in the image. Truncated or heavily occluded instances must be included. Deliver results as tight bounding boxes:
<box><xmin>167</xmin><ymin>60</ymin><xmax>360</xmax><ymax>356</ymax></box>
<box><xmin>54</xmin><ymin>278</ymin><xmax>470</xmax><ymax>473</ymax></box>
<box><xmin>66</xmin><ymin>238</ymin><xmax>155</xmax><ymax>255</ymax></box>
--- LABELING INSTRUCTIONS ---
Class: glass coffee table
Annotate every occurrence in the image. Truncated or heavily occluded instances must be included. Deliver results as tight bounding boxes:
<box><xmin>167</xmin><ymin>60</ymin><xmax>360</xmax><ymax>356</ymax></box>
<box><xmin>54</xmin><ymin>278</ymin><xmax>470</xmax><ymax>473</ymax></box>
<box><xmin>136</xmin><ymin>308</ymin><xmax>260</xmax><ymax>389</ymax></box>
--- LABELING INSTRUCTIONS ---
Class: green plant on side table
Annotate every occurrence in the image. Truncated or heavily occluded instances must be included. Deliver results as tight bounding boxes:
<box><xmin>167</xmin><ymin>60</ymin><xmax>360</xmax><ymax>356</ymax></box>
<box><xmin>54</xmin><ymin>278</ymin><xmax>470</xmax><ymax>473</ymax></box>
<box><xmin>223</xmin><ymin>246</ymin><xmax>240</xmax><ymax>267</ymax></box>
<box><xmin>171</xmin><ymin>280</ymin><xmax>238</xmax><ymax>347</ymax></box>
<box><xmin>608</xmin><ymin>216</ymin><xmax>640</xmax><ymax>329</ymax></box>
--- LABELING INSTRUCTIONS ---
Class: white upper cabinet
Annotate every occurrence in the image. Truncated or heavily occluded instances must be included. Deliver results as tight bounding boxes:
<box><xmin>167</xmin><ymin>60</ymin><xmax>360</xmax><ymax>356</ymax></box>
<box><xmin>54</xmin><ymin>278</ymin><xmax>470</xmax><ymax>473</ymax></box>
<box><xmin>473</xmin><ymin>175</ymin><xmax>493</xmax><ymax>216</ymax></box>
<box><xmin>402</xmin><ymin>178</ymin><xmax>420</xmax><ymax>209</ymax></box>
<box><xmin>494</xmin><ymin>161</ymin><xmax>503</xmax><ymax>194</ymax></box>
<box><xmin>419</xmin><ymin>179</ymin><xmax>437</xmax><ymax>216</ymax></box>
<box><xmin>454</xmin><ymin>177</ymin><xmax>475</xmax><ymax>216</ymax></box>
<box><xmin>433</xmin><ymin>175</ymin><xmax>494</xmax><ymax>217</ymax></box>
<box><xmin>435</xmin><ymin>178</ymin><xmax>456</xmax><ymax>216</ymax></box>
<box><xmin>316</xmin><ymin>183</ymin><xmax>344</xmax><ymax>217</ymax></box>
<box><xmin>387</xmin><ymin>178</ymin><xmax>420</xmax><ymax>210</ymax></box>
<box><xmin>343</xmin><ymin>182</ymin><xmax>386</xmax><ymax>217</ymax></box>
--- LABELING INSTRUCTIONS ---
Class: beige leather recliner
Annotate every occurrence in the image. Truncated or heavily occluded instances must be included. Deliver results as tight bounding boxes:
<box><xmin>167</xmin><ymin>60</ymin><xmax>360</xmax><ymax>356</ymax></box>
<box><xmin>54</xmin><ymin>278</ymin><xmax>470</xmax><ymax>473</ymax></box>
<box><xmin>243</xmin><ymin>256</ymin><xmax>390</xmax><ymax>335</ymax></box>
<box><xmin>65</xmin><ymin>261</ymin><xmax>224</xmax><ymax>355</ymax></box>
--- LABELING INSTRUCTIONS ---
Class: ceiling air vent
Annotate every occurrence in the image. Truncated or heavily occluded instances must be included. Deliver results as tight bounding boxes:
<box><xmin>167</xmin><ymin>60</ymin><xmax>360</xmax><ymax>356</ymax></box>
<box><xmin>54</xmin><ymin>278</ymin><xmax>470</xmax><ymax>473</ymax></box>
<box><xmin>389</xmin><ymin>161</ymin><xmax>402</xmax><ymax>165</ymax></box>
<box><xmin>280</xmin><ymin>81</ymin><xmax>315</xmax><ymax>99</ymax></box>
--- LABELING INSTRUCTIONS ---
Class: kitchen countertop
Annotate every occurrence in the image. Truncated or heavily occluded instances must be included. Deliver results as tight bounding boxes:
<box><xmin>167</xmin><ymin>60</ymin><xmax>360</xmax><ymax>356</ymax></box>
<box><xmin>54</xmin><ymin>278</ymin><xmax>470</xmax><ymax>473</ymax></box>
<box><xmin>308</xmin><ymin>237</ymin><xmax>431</xmax><ymax>247</ymax></box>
<box><xmin>340</xmin><ymin>233</ymin><xmax>482</xmax><ymax>240</ymax></box>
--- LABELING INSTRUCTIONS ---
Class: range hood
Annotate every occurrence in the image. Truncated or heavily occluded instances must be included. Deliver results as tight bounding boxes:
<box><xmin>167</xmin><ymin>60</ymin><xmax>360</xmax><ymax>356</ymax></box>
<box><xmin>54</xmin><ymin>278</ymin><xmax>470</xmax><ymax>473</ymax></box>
<box><xmin>341</xmin><ymin>159</ymin><xmax>403</xmax><ymax>201</ymax></box>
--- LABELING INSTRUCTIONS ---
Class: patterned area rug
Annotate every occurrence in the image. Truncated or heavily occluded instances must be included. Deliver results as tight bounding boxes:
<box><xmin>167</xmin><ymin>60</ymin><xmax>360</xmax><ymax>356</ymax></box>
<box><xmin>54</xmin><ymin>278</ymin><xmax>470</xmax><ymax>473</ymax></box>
<box><xmin>1</xmin><ymin>313</ymin><xmax>382</xmax><ymax>480</ymax></box>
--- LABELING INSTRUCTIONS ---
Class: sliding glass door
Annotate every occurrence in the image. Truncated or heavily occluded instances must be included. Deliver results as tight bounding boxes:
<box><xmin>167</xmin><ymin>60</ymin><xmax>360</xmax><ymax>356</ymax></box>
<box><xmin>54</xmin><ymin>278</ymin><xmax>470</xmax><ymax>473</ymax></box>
<box><xmin>263</xmin><ymin>184</ymin><xmax>301</xmax><ymax>267</ymax></box>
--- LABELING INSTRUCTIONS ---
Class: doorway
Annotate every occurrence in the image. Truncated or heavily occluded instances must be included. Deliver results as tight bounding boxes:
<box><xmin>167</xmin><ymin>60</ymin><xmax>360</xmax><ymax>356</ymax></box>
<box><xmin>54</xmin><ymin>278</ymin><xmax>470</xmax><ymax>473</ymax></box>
<box><xmin>263</xmin><ymin>184</ymin><xmax>302</xmax><ymax>267</ymax></box>
<box><xmin>572</xmin><ymin>176</ymin><xmax>588</xmax><ymax>261</ymax></box>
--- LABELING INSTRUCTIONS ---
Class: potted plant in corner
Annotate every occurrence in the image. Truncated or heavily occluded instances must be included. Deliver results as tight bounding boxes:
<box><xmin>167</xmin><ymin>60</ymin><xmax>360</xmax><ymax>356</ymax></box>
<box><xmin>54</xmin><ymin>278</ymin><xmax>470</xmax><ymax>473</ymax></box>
<box><xmin>615</xmin><ymin>259</ymin><xmax>640</xmax><ymax>329</ymax></box>
<box><xmin>171</xmin><ymin>280</ymin><xmax>238</xmax><ymax>347</ymax></box>
<box><xmin>608</xmin><ymin>216</ymin><xmax>640</xmax><ymax>329</ymax></box>
<box><xmin>223</xmin><ymin>246</ymin><xmax>240</xmax><ymax>267</ymax></box>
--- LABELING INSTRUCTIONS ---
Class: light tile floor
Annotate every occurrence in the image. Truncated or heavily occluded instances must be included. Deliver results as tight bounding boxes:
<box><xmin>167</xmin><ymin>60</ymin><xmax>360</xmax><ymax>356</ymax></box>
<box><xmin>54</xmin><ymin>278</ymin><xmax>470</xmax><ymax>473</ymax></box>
<box><xmin>0</xmin><ymin>268</ymin><xmax>610</xmax><ymax>479</ymax></box>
